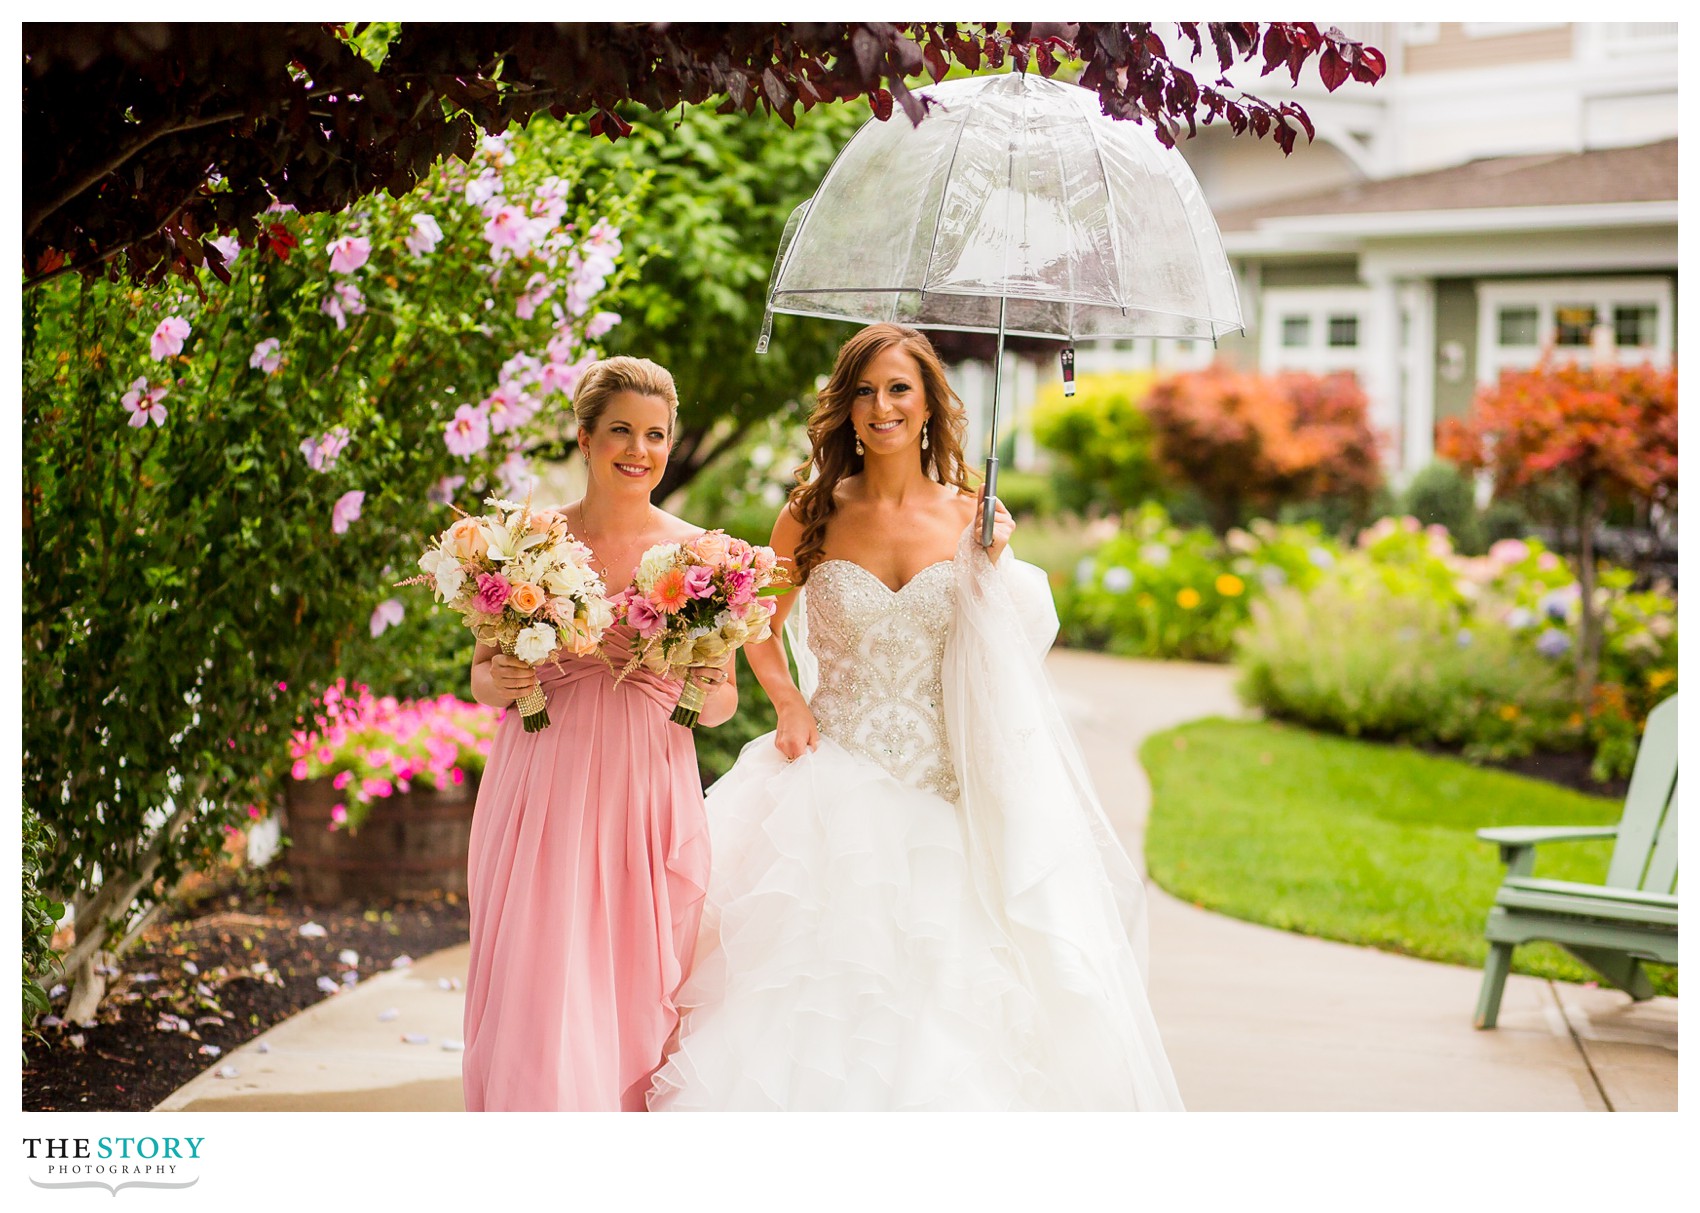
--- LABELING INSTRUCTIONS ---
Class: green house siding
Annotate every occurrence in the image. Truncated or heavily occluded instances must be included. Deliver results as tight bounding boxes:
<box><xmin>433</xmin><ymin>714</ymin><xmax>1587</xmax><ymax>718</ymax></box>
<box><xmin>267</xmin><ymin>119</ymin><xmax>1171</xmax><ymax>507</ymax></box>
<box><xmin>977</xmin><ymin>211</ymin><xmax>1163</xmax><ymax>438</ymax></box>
<box><xmin>1259</xmin><ymin>261</ymin><xmax>1362</xmax><ymax>290</ymax></box>
<box><xmin>1434</xmin><ymin>278</ymin><xmax>1479</xmax><ymax>422</ymax></box>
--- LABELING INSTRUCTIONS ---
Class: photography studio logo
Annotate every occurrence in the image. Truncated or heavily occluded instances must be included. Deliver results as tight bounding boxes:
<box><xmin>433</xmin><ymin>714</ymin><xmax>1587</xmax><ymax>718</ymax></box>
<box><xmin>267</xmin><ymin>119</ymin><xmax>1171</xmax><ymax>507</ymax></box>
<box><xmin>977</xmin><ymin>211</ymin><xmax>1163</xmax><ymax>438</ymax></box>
<box><xmin>23</xmin><ymin>1135</ymin><xmax>203</xmax><ymax>1196</ymax></box>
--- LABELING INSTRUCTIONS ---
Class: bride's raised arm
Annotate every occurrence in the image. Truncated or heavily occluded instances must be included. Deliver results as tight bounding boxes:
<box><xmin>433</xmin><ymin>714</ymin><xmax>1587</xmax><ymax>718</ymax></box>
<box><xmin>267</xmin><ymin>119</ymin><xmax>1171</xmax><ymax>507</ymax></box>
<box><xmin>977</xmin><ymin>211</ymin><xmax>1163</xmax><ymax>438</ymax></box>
<box><xmin>742</xmin><ymin>502</ymin><xmax>819</xmax><ymax>760</ymax></box>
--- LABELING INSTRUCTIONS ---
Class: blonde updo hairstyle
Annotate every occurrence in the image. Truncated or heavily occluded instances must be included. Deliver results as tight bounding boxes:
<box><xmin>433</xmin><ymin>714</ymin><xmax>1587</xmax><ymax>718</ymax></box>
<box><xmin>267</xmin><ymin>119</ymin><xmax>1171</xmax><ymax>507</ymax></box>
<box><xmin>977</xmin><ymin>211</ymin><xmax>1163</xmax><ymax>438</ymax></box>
<box><xmin>572</xmin><ymin>355</ymin><xmax>680</xmax><ymax>444</ymax></box>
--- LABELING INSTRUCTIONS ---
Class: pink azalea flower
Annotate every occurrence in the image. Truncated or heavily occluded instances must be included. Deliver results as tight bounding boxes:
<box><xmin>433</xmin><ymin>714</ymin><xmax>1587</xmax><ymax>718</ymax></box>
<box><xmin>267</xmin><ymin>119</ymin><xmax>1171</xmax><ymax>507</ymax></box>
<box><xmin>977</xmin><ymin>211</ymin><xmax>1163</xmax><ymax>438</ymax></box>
<box><xmin>249</xmin><ymin>337</ymin><xmax>282</xmax><ymax>373</ymax></box>
<box><xmin>682</xmin><ymin>565</ymin><xmax>717</xmax><ymax>600</ymax></box>
<box><xmin>369</xmin><ymin>598</ymin><xmax>405</xmax><ymax>638</ymax></box>
<box><xmin>483</xmin><ymin>204</ymin><xmax>530</xmax><ymax>250</ymax></box>
<box><xmin>496</xmin><ymin>451</ymin><xmax>538</xmax><ymax>500</ymax></box>
<box><xmin>546</xmin><ymin>328</ymin><xmax>578</xmax><ymax>364</ymax></box>
<box><xmin>443</xmin><ymin>404</ymin><xmax>491</xmax><ymax>459</ymax></box>
<box><xmin>427</xmin><ymin>474</ymin><xmax>465</xmax><ymax>505</ymax></box>
<box><xmin>291</xmin><ymin>759</ymin><xmax>309</xmax><ymax>780</ymax></box>
<box><xmin>584</xmin><ymin>311</ymin><xmax>620</xmax><ymax>340</ymax></box>
<box><xmin>474</xmin><ymin>573</ymin><xmax>512</xmax><ymax>614</ymax></box>
<box><xmin>330</xmin><ymin>804</ymin><xmax>348</xmax><ymax>825</ymax></box>
<box><xmin>405</xmin><ymin>213</ymin><xmax>443</xmax><ymax>257</ymax></box>
<box><xmin>120</xmin><ymin>376</ymin><xmax>169</xmax><ymax>427</ymax></box>
<box><xmin>328</xmin><ymin>234</ymin><xmax>371</xmax><ymax>274</ymax></box>
<box><xmin>361</xmin><ymin>776</ymin><xmax>394</xmax><ymax>799</ymax></box>
<box><xmin>331</xmin><ymin>489</ymin><xmax>365</xmax><ymax>535</ymax></box>
<box><xmin>150</xmin><ymin>315</ymin><xmax>192</xmax><ymax>360</ymax></box>
<box><xmin>332</xmin><ymin>770</ymin><xmax>352</xmax><ymax>790</ymax></box>
<box><xmin>299</xmin><ymin>425</ymin><xmax>351</xmax><ymax>472</ymax></box>
<box><xmin>465</xmin><ymin>172</ymin><xmax>501</xmax><ymax>208</ymax></box>
<box><xmin>209</xmin><ymin>235</ymin><xmax>242</xmax><ymax>267</ymax></box>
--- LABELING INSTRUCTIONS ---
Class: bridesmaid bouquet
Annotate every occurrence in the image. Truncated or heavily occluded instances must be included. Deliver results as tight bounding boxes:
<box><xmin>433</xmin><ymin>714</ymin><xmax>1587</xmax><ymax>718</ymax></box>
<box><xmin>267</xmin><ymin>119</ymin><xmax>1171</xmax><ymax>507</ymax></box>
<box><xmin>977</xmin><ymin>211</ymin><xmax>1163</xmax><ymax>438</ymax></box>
<box><xmin>618</xmin><ymin>530</ymin><xmax>785</xmax><ymax>727</ymax></box>
<box><xmin>403</xmin><ymin>495</ymin><xmax>614</xmax><ymax>733</ymax></box>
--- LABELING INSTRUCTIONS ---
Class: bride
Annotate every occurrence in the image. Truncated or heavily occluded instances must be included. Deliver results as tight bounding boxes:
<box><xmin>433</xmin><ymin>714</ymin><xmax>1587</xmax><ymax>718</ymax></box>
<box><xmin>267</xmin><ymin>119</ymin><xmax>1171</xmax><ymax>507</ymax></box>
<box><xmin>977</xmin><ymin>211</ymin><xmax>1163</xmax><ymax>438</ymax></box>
<box><xmin>648</xmin><ymin>323</ymin><xmax>1183</xmax><ymax>1111</ymax></box>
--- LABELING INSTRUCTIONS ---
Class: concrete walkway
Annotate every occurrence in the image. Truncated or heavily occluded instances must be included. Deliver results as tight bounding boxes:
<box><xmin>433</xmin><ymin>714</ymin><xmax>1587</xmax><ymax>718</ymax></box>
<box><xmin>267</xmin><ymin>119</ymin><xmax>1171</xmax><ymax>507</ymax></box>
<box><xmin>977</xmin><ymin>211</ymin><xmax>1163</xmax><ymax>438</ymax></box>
<box><xmin>159</xmin><ymin>650</ymin><xmax>1676</xmax><ymax>1112</ymax></box>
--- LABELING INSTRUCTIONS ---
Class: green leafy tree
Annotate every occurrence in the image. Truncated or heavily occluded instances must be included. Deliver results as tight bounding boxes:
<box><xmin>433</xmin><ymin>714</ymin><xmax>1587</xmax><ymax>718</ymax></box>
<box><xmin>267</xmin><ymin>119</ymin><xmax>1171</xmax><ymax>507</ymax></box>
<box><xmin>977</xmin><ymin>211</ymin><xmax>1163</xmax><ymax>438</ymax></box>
<box><xmin>568</xmin><ymin>101</ymin><xmax>866</xmax><ymax>498</ymax></box>
<box><xmin>1030</xmin><ymin>371</ymin><xmax>1165</xmax><ymax>515</ymax></box>
<box><xmin>22</xmin><ymin>133</ymin><xmax>637</xmax><ymax>1021</ymax></box>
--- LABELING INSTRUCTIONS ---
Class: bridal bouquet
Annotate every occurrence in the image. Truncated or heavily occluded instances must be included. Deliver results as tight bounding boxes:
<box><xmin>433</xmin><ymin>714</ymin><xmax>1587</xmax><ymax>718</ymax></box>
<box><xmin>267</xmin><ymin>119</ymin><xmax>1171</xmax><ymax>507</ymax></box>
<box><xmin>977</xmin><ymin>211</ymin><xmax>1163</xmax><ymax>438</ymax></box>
<box><xmin>618</xmin><ymin>530</ymin><xmax>785</xmax><ymax>727</ymax></box>
<box><xmin>403</xmin><ymin>495</ymin><xmax>614</xmax><ymax>733</ymax></box>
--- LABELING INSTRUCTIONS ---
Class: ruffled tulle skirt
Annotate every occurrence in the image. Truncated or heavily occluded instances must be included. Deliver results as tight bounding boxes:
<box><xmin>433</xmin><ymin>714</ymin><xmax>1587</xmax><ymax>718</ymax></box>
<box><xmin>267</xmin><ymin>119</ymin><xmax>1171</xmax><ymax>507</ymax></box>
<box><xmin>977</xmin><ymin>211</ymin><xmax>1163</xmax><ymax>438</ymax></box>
<box><xmin>648</xmin><ymin>734</ymin><xmax>1169</xmax><ymax>1111</ymax></box>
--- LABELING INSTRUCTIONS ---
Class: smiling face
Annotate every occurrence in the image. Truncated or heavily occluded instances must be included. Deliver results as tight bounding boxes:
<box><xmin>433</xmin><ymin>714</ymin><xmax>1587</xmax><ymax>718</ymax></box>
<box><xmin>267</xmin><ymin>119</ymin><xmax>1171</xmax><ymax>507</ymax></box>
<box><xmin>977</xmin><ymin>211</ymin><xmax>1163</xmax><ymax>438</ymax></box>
<box><xmin>850</xmin><ymin>344</ymin><xmax>929</xmax><ymax>458</ymax></box>
<box><xmin>581</xmin><ymin>390</ymin><xmax>672</xmax><ymax>494</ymax></box>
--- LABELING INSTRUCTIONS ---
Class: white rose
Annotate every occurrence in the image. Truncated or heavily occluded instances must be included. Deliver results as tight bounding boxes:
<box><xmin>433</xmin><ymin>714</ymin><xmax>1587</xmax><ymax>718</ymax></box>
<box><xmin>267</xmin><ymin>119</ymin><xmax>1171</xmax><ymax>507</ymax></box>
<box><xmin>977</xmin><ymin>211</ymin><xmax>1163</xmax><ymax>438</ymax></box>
<box><xmin>418</xmin><ymin>548</ymin><xmax>467</xmax><ymax>602</ymax></box>
<box><xmin>633</xmin><ymin>543</ymin><xmax>681</xmax><ymax>593</ymax></box>
<box><xmin>513</xmin><ymin>622</ymin><xmax>558</xmax><ymax>664</ymax></box>
<box><xmin>582</xmin><ymin>596</ymin><xmax>613</xmax><ymax>633</ymax></box>
<box><xmin>544</xmin><ymin>558</ymin><xmax>589</xmax><ymax>598</ymax></box>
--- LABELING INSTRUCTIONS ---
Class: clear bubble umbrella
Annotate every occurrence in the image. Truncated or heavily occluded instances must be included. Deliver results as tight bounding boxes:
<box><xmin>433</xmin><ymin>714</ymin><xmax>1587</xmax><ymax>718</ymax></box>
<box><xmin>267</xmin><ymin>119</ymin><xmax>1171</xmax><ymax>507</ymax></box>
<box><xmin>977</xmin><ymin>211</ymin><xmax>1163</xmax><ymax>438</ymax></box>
<box><xmin>758</xmin><ymin>70</ymin><xmax>1244</xmax><ymax>543</ymax></box>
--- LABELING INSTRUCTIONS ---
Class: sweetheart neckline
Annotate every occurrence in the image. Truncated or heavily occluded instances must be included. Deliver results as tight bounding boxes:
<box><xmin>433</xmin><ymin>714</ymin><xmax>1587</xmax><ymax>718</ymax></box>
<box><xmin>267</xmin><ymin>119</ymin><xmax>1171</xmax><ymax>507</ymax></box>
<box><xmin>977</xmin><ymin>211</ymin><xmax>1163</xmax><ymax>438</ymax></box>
<box><xmin>812</xmin><ymin>557</ymin><xmax>954</xmax><ymax>596</ymax></box>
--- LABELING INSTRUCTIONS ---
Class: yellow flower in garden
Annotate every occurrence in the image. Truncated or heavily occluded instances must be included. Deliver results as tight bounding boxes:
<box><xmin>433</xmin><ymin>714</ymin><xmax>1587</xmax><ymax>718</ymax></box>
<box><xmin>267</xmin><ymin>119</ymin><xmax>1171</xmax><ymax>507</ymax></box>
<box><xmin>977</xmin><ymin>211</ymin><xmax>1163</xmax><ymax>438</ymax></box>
<box><xmin>1648</xmin><ymin>668</ymin><xmax>1675</xmax><ymax>691</ymax></box>
<box><xmin>1176</xmin><ymin>588</ymin><xmax>1201</xmax><ymax>610</ymax></box>
<box><xmin>1215</xmin><ymin>573</ymin><xmax>1245</xmax><ymax>597</ymax></box>
<box><xmin>1498</xmin><ymin>704</ymin><xmax>1521</xmax><ymax>721</ymax></box>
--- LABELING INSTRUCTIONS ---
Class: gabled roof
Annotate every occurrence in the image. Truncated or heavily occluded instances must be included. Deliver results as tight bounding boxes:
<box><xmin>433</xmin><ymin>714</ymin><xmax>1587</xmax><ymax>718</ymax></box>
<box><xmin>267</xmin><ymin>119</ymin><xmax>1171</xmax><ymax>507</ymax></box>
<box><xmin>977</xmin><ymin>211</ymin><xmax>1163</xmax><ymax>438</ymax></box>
<box><xmin>1213</xmin><ymin>138</ymin><xmax>1676</xmax><ymax>232</ymax></box>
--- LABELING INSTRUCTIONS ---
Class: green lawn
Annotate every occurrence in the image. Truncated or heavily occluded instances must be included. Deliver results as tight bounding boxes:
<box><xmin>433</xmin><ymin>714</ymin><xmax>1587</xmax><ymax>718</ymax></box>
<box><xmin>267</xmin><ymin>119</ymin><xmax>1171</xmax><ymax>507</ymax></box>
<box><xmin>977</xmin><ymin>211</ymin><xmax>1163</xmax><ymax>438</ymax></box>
<box><xmin>1141</xmin><ymin>717</ymin><xmax>1677</xmax><ymax>996</ymax></box>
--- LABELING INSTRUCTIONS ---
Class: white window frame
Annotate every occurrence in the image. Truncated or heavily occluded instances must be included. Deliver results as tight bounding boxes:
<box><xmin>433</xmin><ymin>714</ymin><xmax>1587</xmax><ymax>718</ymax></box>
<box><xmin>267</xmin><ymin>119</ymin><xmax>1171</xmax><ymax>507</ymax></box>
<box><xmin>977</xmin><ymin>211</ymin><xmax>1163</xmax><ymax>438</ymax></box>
<box><xmin>1259</xmin><ymin>286</ymin><xmax>1373</xmax><ymax>378</ymax></box>
<box><xmin>1475</xmin><ymin>277</ymin><xmax>1674</xmax><ymax>384</ymax></box>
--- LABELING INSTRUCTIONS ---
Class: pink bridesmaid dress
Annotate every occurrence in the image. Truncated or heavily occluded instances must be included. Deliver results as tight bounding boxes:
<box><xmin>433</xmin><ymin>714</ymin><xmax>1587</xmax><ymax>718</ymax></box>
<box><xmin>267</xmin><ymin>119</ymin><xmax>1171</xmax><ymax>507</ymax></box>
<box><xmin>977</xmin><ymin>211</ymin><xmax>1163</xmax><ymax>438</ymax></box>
<box><xmin>462</xmin><ymin>627</ymin><xmax>710</xmax><ymax>1111</ymax></box>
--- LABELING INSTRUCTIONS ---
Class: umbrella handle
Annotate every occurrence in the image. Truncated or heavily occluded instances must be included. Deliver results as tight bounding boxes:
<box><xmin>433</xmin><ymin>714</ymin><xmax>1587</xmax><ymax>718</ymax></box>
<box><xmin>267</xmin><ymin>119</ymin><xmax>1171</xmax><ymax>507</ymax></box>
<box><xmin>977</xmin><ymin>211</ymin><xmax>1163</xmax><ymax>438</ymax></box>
<box><xmin>980</xmin><ymin>455</ymin><xmax>999</xmax><ymax>548</ymax></box>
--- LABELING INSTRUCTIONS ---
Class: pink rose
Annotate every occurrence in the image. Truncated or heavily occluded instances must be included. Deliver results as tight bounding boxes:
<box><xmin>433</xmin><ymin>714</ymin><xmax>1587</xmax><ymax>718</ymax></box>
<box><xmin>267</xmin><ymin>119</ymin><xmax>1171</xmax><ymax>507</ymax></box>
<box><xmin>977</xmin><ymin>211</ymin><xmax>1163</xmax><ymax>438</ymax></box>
<box><xmin>751</xmin><ymin>546</ymin><xmax>777</xmax><ymax>575</ymax></box>
<box><xmin>724</xmin><ymin>567</ymin><xmax>756</xmax><ymax>607</ymax></box>
<box><xmin>726</xmin><ymin>538</ymin><xmax>755</xmax><ymax>570</ymax></box>
<box><xmin>624</xmin><ymin>594</ymin><xmax>664</xmax><ymax>639</ymax></box>
<box><xmin>682</xmin><ymin>564</ymin><xmax>717</xmax><ymax>600</ymax></box>
<box><xmin>474</xmin><ymin>573</ymin><xmax>512</xmax><ymax>614</ymax></box>
<box><xmin>690</xmin><ymin>530</ymin><xmax>732</xmax><ymax>567</ymax></box>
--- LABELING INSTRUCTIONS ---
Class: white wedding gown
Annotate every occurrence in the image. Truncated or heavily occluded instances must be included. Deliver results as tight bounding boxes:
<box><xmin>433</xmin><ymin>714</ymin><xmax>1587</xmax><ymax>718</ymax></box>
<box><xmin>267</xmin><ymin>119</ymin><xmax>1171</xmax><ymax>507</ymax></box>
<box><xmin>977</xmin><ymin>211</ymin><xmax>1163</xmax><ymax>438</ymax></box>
<box><xmin>648</xmin><ymin>527</ymin><xmax>1183</xmax><ymax>1111</ymax></box>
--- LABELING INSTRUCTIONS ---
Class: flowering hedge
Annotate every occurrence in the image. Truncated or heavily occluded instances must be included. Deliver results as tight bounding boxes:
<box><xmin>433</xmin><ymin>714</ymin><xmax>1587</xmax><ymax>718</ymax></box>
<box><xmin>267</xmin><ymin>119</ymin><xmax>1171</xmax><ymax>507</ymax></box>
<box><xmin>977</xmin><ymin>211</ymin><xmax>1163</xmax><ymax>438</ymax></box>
<box><xmin>22</xmin><ymin>125</ymin><xmax>637</xmax><ymax>1019</ymax></box>
<box><xmin>1237</xmin><ymin>519</ymin><xmax>1676</xmax><ymax>778</ymax></box>
<box><xmin>1058</xmin><ymin>505</ymin><xmax>1674</xmax><ymax>780</ymax></box>
<box><xmin>287</xmin><ymin>682</ymin><xmax>502</xmax><ymax>832</ymax></box>
<box><xmin>1057</xmin><ymin>503</ymin><xmax>1333</xmax><ymax>661</ymax></box>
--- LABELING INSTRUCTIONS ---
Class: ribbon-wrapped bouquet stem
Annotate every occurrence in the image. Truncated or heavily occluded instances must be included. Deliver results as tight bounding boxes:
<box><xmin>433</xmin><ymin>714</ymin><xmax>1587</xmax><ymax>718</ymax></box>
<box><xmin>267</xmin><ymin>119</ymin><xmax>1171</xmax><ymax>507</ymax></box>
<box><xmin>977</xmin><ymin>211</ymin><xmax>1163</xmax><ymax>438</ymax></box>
<box><xmin>403</xmin><ymin>495</ymin><xmax>614</xmax><ymax>733</ymax></box>
<box><xmin>617</xmin><ymin>530</ymin><xmax>786</xmax><ymax>728</ymax></box>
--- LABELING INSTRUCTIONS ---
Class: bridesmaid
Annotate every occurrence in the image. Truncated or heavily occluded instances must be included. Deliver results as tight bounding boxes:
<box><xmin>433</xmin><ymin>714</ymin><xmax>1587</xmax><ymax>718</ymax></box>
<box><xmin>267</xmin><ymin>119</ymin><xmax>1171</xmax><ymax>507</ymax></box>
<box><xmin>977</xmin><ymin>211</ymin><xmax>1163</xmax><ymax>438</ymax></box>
<box><xmin>462</xmin><ymin>355</ymin><xmax>737</xmax><ymax>1111</ymax></box>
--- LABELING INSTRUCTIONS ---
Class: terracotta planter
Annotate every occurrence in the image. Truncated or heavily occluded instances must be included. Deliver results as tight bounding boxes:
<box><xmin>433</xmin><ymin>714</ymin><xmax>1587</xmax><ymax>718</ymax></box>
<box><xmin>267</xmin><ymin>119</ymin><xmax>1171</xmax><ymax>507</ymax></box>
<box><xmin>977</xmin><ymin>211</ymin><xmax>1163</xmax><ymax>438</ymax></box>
<box><xmin>284</xmin><ymin>774</ymin><xmax>479</xmax><ymax>902</ymax></box>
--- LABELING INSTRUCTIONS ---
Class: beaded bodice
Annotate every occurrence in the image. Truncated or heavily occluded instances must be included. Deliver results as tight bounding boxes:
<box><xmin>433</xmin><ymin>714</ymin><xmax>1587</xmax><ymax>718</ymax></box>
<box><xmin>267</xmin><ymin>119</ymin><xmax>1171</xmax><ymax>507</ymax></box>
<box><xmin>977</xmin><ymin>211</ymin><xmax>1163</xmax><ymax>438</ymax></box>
<box><xmin>804</xmin><ymin>559</ymin><xmax>959</xmax><ymax>803</ymax></box>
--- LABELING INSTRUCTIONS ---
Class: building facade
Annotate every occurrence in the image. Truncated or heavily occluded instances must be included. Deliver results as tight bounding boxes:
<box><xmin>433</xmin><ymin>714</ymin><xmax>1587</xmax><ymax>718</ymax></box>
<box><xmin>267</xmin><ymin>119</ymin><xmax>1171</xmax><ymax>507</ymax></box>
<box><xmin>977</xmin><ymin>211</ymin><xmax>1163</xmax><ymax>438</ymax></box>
<box><xmin>999</xmin><ymin>22</ymin><xmax>1678</xmax><ymax>482</ymax></box>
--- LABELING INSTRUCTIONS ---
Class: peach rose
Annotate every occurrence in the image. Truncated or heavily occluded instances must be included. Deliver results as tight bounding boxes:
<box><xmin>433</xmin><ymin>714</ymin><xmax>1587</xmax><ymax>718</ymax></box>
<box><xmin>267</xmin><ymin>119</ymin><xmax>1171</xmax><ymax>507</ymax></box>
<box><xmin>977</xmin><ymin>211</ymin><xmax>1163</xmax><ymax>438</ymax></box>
<box><xmin>751</xmin><ymin>545</ymin><xmax>777</xmax><ymax>575</ymax></box>
<box><xmin>528</xmin><ymin>509</ymin><xmax>561</xmax><ymax>534</ymax></box>
<box><xmin>449</xmin><ymin>516</ymin><xmax>488</xmax><ymax>562</ymax></box>
<box><xmin>508</xmin><ymin>582</ymin><xmax>546</xmax><ymax>615</ymax></box>
<box><xmin>690</xmin><ymin>530</ymin><xmax>732</xmax><ymax>567</ymax></box>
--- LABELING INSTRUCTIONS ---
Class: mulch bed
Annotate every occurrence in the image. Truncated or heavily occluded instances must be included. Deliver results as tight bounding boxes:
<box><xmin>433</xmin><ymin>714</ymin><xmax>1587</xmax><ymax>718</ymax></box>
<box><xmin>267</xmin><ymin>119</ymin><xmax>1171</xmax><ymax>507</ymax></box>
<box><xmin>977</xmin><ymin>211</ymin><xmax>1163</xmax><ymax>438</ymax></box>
<box><xmin>23</xmin><ymin>867</ymin><xmax>470</xmax><ymax>1113</ymax></box>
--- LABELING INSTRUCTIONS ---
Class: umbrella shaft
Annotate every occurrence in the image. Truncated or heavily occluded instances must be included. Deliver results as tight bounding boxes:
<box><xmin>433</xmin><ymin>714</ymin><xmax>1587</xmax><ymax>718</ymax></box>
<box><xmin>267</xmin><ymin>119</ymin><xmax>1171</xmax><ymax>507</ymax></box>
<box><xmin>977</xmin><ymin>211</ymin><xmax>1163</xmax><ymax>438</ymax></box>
<box><xmin>982</xmin><ymin>296</ymin><xmax>1008</xmax><ymax>548</ymax></box>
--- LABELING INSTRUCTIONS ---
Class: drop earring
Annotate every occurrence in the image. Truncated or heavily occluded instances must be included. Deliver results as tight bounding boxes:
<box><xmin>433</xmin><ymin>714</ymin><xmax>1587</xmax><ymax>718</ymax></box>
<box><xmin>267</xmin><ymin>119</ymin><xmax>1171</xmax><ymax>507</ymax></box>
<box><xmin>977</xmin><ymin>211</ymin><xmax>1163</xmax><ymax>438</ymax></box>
<box><xmin>855</xmin><ymin>434</ymin><xmax>864</xmax><ymax>456</ymax></box>
<box><xmin>921</xmin><ymin>422</ymin><xmax>930</xmax><ymax>451</ymax></box>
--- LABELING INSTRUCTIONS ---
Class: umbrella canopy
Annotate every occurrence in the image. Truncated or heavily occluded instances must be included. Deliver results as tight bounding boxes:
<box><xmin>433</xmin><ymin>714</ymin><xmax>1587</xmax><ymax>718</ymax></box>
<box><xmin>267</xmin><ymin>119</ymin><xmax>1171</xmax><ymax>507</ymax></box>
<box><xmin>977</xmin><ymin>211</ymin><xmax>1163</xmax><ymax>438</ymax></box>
<box><xmin>758</xmin><ymin>70</ymin><xmax>1244</xmax><ymax>351</ymax></box>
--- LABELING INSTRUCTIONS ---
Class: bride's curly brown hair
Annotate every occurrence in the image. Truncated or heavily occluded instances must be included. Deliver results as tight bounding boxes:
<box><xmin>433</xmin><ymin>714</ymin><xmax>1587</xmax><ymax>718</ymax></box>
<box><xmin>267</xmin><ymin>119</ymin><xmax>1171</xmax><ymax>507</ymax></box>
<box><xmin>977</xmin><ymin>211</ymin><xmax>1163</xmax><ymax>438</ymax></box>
<box><xmin>788</xmin><ymin>323</ymin><xmax>975</xmax><ymax>583</ymax></box>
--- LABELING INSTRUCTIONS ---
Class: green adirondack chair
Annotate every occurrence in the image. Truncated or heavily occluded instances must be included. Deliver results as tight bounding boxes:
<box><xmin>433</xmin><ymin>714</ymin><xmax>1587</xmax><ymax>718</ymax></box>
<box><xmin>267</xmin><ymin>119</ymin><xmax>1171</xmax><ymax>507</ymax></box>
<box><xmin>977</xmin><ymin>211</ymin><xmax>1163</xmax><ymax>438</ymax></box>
<box><xmin>1473</xmin><ymin>694</ymin><xmax>1678</xmax><ymax>1029</ymax></box>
